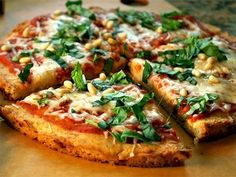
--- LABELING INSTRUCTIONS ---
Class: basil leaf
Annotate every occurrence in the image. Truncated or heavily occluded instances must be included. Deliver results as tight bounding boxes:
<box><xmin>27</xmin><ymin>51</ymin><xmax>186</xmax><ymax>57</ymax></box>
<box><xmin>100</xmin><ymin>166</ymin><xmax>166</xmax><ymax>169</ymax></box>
<box><xmin>71</xmin><ymin>62</ymin><xmax>87</xmax><ymax>91</ymax></box>
<box><xmin>202</xmin><ymin>43</ymin><xmax>227</xmax><ymax>62</ymax></box>
<box><xmin>136</xmin><ymin>50</ymin><xmax>152</xmax><ymax>59</ymax></box>
<box><xmin>44</xmin><ymin>50</ymin><xmax>68</xmax><ymax>68</ymax></box>
<box><xmin>91</xmin><ymin>80</ymin><xmax>111</xmax><ymax>91</ymax></box>
<box><xmin>142</xmin><ymin>61</ymin><xmax>153</xmax><ymax>83</ymax></box>
<box><xmin>92</xmin><ymin>92</ymin><xmax>133</xmax><ymax>107</ymax></box>
<box><xmin>103</xmin><ymin>58</ymin><xmax>114</xmax><ymax>74</ymax></box>
<box><xmin>37</xmin><ymin>97</ymin><xmax>49</xmax><ymax>106</ymax></box>
<box><xmin>109</xmin><ymin>70</ymin><xmax>130</xmax><ymax>85</ymax></box>
<box><xmin>110</xmin><ymin>107</ymin><xmax>129</xmax><ymax>125</ymax></box>
<box><xmin>136</xmin><ymin>93</ymin><xmax>154</xmax><ymax>108</ymax></box>
<box><xmin>110</xmin><ymin>132</ymin><xmax>126</xmax><ymax>143</ymax></box>
<box><xmin>19</xmin><ymin>49</ymin><xmax>39</xmax><ymax>57</ymax></box>
<box><xmin>116</xmin><ymin>9</ymin><xmax>159</xmax><ymax>31</ymax></box>
<box><xmin>177</xmin><ymin>69</ymin><xmax>197</xmax><ymax>85</ymax></box>
<box><xmin>66</xmin><ymin>0</ymin><xmax>96</xmax><ymax>20</ymax></box>
<box><xmin>97</xmin><ymin>121</ymin><xmax>109</xmax><ymax>129</ymax></box>
<box><xmin>121</xmin><ymin>130</ymin><xmax>147</xmax><ymax>142</ymax></box>
<box><xmin>91</xmin><ymin>48</ymin><xmax>108</xmax><ymax>62</ymax></box>
<box><xmin>18</xmin><ymin>63</ymin><xmax>33</xmax><ymax>82</ymax></box>
<box><xmin>161</xmin><ymin>11</ymin><xmax>183</xmax><ymax>32</ymax></box>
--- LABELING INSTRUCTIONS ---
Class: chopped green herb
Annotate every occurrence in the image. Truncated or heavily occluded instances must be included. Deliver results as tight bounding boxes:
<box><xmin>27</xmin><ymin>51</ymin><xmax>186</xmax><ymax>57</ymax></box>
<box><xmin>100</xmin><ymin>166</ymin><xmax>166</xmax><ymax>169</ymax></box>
<box><xmin>85</xmin><ymin>119</ymin><xmax>98</xmax><ymax>127</ymax></box>
<box><xmin>44</xmin><ymin>50</ymin><xmax>68</xmax><ymax>68</ymax></box>
<box><xmin>66</xmin><ymin>0</ymin><xmax>96</xmax><ymax>20</ymax></box>
<box><xmin>161</xmin><ymin>11</ymin><xmax>183</xmax><ymax>32</ymax></box>
<box><xmin>109</xmin><ymin>70</ymin><xmax>130</xmax><ymax>85</ymax></box>
<box><xmin>18</xmin><ymin>63</ymin><xmax>33</xmax><ymax>82</ymax></box>
<box><xmin>136</xmin><ymin>50</ymin><xmax>152</xmax><ymax>59</ymax></box>
<box><xmin>142</xmin><ymin>61</ymin><xmax>153</xmax><ymax>83</ymax></box>
<box><xmin>111</xmin><ymin>130</ymin><xmax>148</xmax><ymax>143</ymax></box>
<box><xmin>71</xmin><ymin>62</ymin><xmax>87</xmax><ymax>91</ymax></box>
<box><xmin>103</xmin><ymin>58</ymin><xmax>114</xmax><ymax>74</ymax></box>
<box><xmin>202</xmin><ymin>42</ymin><xmax>227</xmax><ymax>62</ymax></box>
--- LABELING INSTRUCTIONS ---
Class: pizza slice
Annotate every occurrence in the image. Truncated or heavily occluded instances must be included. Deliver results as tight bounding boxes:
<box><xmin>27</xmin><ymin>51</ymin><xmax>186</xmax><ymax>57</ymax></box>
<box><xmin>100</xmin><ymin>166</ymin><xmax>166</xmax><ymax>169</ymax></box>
<box><xmin>1</xmin><ymin>66</ymin><xmax>190</xmax><ymax>167</ymax></box>
<box><xmin>129</xmin><ymin>35</ymin><xmax>236</xmax><ymax>142</ymax></box>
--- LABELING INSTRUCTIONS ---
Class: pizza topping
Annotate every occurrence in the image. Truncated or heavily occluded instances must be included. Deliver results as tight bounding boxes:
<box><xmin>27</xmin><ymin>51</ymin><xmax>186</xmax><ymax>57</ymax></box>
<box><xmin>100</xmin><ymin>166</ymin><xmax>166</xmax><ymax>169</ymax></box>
<box><xmin>66</xmin><ymin>0</ymin><xmax>96</xmax><ymax>20</ymax></box>
<box><xmin>71</xmin><ymin>62</ymin><xmax>87</xmax><ymax>90</ymax></box>
<box><xmin>177</xmin><ymin>93</ymin><xmax>219</xmax><ymax>118</ymax></box>
<box><xmin>18</xmin><ymin>63</ymin><xmax>33</xmax><ymax>82</ymax></box>
<box><xmin>160</xmin><ymin>11</ymin><xmax>183</xmax><ymax>32</ymax></box>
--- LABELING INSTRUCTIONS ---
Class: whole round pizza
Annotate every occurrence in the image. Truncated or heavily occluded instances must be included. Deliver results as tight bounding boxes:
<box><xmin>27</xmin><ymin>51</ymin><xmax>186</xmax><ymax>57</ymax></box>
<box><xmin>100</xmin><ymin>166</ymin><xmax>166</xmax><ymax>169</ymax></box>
<box><xmin>0</xmin><ymin>0</ymin><xmax>236</xmax><ymax>167</ymax></box>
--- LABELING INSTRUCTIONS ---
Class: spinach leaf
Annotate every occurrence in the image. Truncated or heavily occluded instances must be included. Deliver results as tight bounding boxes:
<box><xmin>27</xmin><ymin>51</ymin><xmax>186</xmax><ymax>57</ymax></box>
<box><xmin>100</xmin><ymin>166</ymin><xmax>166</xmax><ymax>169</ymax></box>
<box><xmin>71</xmin><ymin>62</ymin><xmax>87</xmax><ymax>90</ymax></box>
<box><xmin>109</xmin><ymin>70</ymin><xmax>130</xmax><ymax>85</ymax></box>
<box><xmin>136</xmin><ymin>50</ymin><xmax>152</xmax><ymax>59</ymax></box>
<box><xmin>202</xmin><ymin>42</ymin><xmax>227</xmax><ymax>62</ymax></box>
<box><xmin>44</xmin><ymin>50</ymin><xmax>68</xmax><ymax>68</ymax></box>
<box><xmin>18</xmin><ymin>63</ymin><xmax>33</xmax><ymax>82</ymax></box>
<box><xmin>142</xmin><ymin>61</ymin><xmax>153</xmax><ymax>83</ymax></box>
<box><xmin>103</xmin><ymin>58</ymin><xmax>113</xmax><ymax>74</ymax></box>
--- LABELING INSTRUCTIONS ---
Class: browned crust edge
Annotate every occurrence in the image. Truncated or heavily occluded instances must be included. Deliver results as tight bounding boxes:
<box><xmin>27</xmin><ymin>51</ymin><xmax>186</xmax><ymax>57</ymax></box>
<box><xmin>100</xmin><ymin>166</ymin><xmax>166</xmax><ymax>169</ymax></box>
<box><xmin>0</xmin><ymin>104</ymin><xmax>190</xmax><ymax>167</ymax></box>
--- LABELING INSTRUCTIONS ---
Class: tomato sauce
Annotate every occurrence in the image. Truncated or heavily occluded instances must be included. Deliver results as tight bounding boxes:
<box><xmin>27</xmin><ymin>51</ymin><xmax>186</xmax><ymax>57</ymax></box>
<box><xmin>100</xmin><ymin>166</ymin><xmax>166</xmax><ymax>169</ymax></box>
<box><xmin>0</xmin><ymin>53</ymin><xmax>22</xmax><ymax>74</ymax></box>
<box><xmin>17</xmin><ymin>102</ymin><xmax>103</xmax><ymax>134</ymax></box>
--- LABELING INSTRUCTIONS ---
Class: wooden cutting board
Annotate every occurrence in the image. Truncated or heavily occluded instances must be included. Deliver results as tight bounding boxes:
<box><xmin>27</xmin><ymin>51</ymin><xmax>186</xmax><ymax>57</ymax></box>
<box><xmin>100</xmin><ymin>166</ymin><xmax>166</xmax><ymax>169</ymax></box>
<box><xmin>1</xmin><ymin>1</ymin><xmax>236</xmax><ymax>177</ymax></box>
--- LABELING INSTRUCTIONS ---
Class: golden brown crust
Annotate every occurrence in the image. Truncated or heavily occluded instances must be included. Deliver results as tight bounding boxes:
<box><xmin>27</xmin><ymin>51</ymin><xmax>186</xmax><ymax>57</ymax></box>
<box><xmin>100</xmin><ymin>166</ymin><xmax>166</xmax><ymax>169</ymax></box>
<box><xmin>1</xmin><ymin>104</ymin><xmax>190</xmax><ymax>167</ymax></box>
<box><xmin>128</xmin><ymin>59</ymin><xmax>236</xmax><ymax>142</ymax></box>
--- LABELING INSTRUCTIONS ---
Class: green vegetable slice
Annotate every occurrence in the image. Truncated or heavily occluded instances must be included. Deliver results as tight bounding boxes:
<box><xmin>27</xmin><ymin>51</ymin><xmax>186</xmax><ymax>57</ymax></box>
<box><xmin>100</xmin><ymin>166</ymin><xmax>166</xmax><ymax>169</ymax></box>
<box><xmin>18</xmin><ymin>63</ymin><xmax>33</xmax><ymax>82</ymax></box>
<box><xmin>71</xmin><ymin>62</ymin><xmax>87</xmax><ymax>90</ymax></box>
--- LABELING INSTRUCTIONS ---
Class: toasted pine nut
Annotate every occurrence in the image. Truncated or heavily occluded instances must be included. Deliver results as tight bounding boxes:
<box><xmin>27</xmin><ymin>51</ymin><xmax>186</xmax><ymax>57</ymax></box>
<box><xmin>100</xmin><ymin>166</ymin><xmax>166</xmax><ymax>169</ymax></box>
<box><xmin>179</xmin><ymin>88</ymin><xmax>188</xmax><ymax>97</ymax></box>
<box><xmin>84</xmin><ymin>43</ymin><xmax>93</xmax><ymax>50</ymax></box>
<box><xmin>208</xmin><ymin>75</ymin><xmax>219</xmax><ymax>84</ymax></box>
<box><xmin>46</xmin><ymin>44</ymin><xmax>55</xmax><ymax>52</ymax></box>
<box><xmin>1</xmin><ymin>44</ymin><xmax>11</xmax><ymax>52</ymax></box>
<box><xmin>99</xmin><ymin>73</ymin><xmax>107</xmax><ymax>81</ymax></box>
<box><xmin>19</xmin><ymin>57</ymin><xmax>31</xmax><ymax>64</ymax></box>
<box><xmin>107</xmin><ymin>38</ymin><xmax>116</xmax><ymax>45</ymax></box>
<box><xmin>63</xmin><ymin>80</ymin><xmax>73</xmax><ymax>89</ymax></box>
<box><xmin>192</xmin><ymin>69</ymin><xmax>201</xmax><ymax>77</ymax></box>
<box><xmin>207</xmin><ymin>56</ymin><xmax>217</xmax><ymax>64</ymax></box>
<box><xmin>53</xmin><ymin>9</ymin><xmax>62</xmax><ymax>16</ymax></box>
<box><xmin>22</xmin><ymin>27</ymin><xmax>30</xmax><ymax>38</ymax></box>
<box><xmin>156</xmin><ymin>27</ymin><xmax>163</xmax><ymax>34</ymax></box>
<box><xmin>39</xmin><ymin>42</ymin><xmax>50</xmax><ymax>50</ymax></box>
<box><xmin>103</xmin><ymin>88</ymin><xmax>114</xmax><ymax>95</ymax></box>
<box><xmin>92</xmin><ymin>39</ymin><xmax>102</xmax><ymax>48</ymax></box>
<box><xmin>102</xmin><ymin>20</ymin><xmax>108</xmax><ymax>26</ymax></box>
<box><xmin>103</xmin><ymin>32</ymin><xmax>112</xmax><ymax>40</ymax></box>
<box><xmin>117</xmin><ymin>32</ymin><xmax>127</xmax><ymax>41</ymax></box>
<box><xmin>204</xmin><ymin>63</ymin><xmax>213</xmax><ymax>70</ymax></box>
<box><xmin>174</xmin><ymin>67</ymin><xmax>184</xmax><ymax>72</ymax></box>
<box><xmin>106</xmin><ymin>21</ymin><xmax>114</xmax><ymax>30</ymax></box>
<box><xmin>198</xmin><ymin>53</ymin><xmax>207</xmax><ymax>60</ymax></box>
<box><xmin>87</xmin><ymin>83</ymin><xmax>97</xmax><ymax>95</ymax></box>
<box><xmin>222</xmin><ymin>66</ymin><xmax>230</xmax><ymax>74</ymax></box>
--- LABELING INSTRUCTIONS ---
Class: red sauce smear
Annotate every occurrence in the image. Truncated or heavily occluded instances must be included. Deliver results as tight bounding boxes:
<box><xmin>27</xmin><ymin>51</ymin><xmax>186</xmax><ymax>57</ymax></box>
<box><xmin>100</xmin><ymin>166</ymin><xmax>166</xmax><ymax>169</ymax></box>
<box><xmin>0</xmin><ymin>53</ymin><xmax>22</xmax><ymax>74</ymax></box>
<box><xmin>17</xmin><ymin>102</ymin><xmax>103</xmax><ymax>135</ymax></box>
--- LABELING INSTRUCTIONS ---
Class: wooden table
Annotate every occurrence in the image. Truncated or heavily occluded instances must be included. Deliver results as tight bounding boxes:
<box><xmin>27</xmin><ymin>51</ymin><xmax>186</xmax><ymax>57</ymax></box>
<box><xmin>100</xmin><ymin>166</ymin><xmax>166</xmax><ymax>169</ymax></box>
<box><xmin>1</xmin><ymin>1</ymin><xmax>236</xmax><ymax>177</ymax></box>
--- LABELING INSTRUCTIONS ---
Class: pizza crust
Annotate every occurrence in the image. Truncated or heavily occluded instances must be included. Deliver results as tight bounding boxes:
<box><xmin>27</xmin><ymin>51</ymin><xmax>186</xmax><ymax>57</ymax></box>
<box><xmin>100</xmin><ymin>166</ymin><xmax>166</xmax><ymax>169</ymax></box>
<box><xmin>1</xmin><ymin>105</ymin><xmax>190</xmax><ymax>167</ymax></box>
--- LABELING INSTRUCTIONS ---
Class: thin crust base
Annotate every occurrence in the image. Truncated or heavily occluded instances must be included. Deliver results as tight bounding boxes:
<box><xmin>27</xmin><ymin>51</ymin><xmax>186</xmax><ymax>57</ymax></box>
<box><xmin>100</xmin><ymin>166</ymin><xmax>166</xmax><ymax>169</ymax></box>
<box><xmin>1</xmin><ymin>105</ymin><xmax>190</xmax><ymax>167</ymax></box>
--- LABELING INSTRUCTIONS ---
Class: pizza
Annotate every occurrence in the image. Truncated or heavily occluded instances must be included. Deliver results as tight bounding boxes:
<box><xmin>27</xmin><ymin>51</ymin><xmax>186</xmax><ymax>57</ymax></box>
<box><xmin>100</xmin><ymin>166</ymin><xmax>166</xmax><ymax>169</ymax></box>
<box><xmin>0</xmin><ymin>0</ymin><xmax>236</xmax><ymax>167</ymax></box>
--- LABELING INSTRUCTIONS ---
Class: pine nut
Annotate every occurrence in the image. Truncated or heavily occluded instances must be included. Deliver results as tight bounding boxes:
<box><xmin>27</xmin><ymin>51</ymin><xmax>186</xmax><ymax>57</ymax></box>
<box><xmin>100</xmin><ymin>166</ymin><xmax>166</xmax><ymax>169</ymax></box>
<box><xmin>117</xmin><ymin>32</ymin><xmax>127</xmax><ymax>41</ymax></box>
<box><xmin>107</xmin><ymin>38</ymin><xmax>116</xmax><ymax>45</ymax></box>
<box><xmin>84</xmin><ymin>43</ymin><xmax>93</xmax><ymax>50</ymax></box>
<box><xmin>204</xmin><ymin>63</ymin><xmax>213</xmax><ymax>70</ymax></box>
<box><xmin>192</xmin><ymin>69</ymin><xmax>201</xmax><ymax>77</ymax></box>
<box><xmin>106</xmin><ymin>21</ymin><xmax>114</xmax><ymax>30</ymax></box>
<box><xmin>63</xmin><ymin>80</ymin><xmax>73</xmax><ymax>89</ymax></box>
<box><xmin>156</xmin><ymin>27</ymin><xmax>163</xmax><ymax>34</ymax></box>
<box><xmin>22</xmin><ymin>27</ymin><xmax>30</xmax><ymax>38</ymax></box>
<box><xmin>53</xmin><ymin>9</ymin><xmax>62</xmax><ymax>16</ymax></box>
<box><xmin>174</xmin><ymin>67</ymin><xmax>184</xmax><ymax>72</ymax></box>
<box><xmin>87</xmin><ymin>83</ymin><xmax>97</xmax><ymax>95</ymax></box>
<box><xmin>46</xmin><ymin>44</ymin><xmax>55</xmax><ymax>52</ymax></box>
<box><xmin>92</xmin><ymin>39</ymin><xmax>102</xmax><ymax>48</ymax></box>
<box><xmin>39</xmin><ymin>42</ymin><xmax>50</xmax><ymax>50</ymax></box>
<box><xmin>102</xmin><ymin>20</ymin><xmax>108</xmax><ymax>27</ymax></box>
<box><xmin>99</xmin><ymin>73</ymin><xmax>107</xmax><ymax>81</ymax></box>
<box><xmin>207</xmin><ymin>56</ymin><xmax>217</xmax><ymax>64</ymax></box>
<box><xmin>198</xmin><ymin>53</ymin><xmax>207</xmax><ymax>60</ymax></box>
<box><xmin>1</xmin><ymin>44</ymin><xmax>11</xmax><ymax>52</ymax></box>
<box><xmin>208</xmin><ymin>75</ymin><xmax>219</xmax><ymax>84</ymax></box>
<box><xmin>38</xmin><ymin>31</ymin><xmax>45</xmax><ymax>37</ymax></box>
<box><xmin>103</xmin><ymin>88</ymin><xmax>114</xmax><ymax>95</ymax></box>
<box><xmin>19</xmin><ymin>57</ymin><xmax>31</xmax><ymax>64</ymax></box>
<box><xmin>222</xmin><ymin>66</ymin><xmax>230</xmax><ymax>74</ymax></box>
<box><xmin>180</xmin><ymin>88</ymin><xmax>188</xmax><ymax>97</ymax></box>
<box><xmin>103</xmin><ymin>32</ymin><xmax>112</xmax><ymax>40</ymax></box>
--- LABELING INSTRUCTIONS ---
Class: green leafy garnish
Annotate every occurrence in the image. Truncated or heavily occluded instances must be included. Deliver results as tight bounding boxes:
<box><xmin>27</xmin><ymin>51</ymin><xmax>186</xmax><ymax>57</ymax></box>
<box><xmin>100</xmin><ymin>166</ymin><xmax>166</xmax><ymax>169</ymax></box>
<box><xmin>18</xmin><ymin>63</ymin><xmax>33</xmax><ymax>82</ymax></box>
<box><xmin>116</xmin><ymin>8</ymin><xmax>159</xmax><ymax>31</ymax></box>
<box><xmin>90</xmin><ymin>48</ymin><xmax>108</xmax><ymax>62</ymax></box>
<box><xmin>92</xmin><ymin>92</ymin><xmax>133</xmax><ymax>107</ymax></box>
<box><xmin>66</xmin><ymin>0</ymin><xmax>96</xmax><ymax>20</ymax></box>
<box><xmin>44</xmin><ymin>50</ymin><xmax>68</xmax><ymax>68</ymax></box>
<box><xmin>136</xmin><ymin>50</ymin><xmax>152</xmax><ymax>59</ymax></box>
<box><xmin>202</xmin><ymin>42</ymin><xmax>227</xmax><ymax>62</ymax></box>
<box><xmin>103</xmin><ymin>58</ymin><xmax>114</xmax><ymax>74</ymax></box>
<box><xmin>85</xmin><ymin>119</ymin><xmax>99</xmax><ymax>127</ymax></box>
<box><xmin>109</xmin><ymin>70</ymin><xmax>130</xmax><ymax>85</ymax></box>
<box><xmin>142</xmin><ymin>61</ymin><xmax>153</xmax><ymax>83</ymax></box>
<box><xmin>178</xmin><ymin>93</ymin><xmax>219</xmax><ymax>117</ymax></box>
<box><xmin>161</xmin><ymin>11</ymin><xmax>183</xmax><ymax>32</ymax></box>
<box><xmin>71</xmin><ymin>62</ymin><xmax>87</xmax><ymax>90</ymax></box>
<box><xmin>111</xmin><ymin>130</ymin><xmax>148</xmax><ymax>143</ymax></box>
